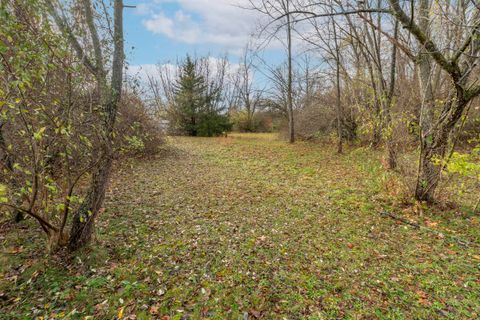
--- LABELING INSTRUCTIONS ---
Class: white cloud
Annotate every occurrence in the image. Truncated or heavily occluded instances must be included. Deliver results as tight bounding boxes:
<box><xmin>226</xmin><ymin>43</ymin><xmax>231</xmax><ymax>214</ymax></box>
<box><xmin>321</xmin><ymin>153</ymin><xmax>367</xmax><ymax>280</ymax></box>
<box><xmin>126</xmin><ymin>64</ymin><xmax>158</xmax><ymax>84</ymax></box>
<box><xmin>141</xmin><ymin>0</ymin><xmax>262</xmax><ymax>53</ymax></box>
<box><xmin>143</xmin><ymin>12</ymin><xmax>176</xmax><ymax>38</ymax></box>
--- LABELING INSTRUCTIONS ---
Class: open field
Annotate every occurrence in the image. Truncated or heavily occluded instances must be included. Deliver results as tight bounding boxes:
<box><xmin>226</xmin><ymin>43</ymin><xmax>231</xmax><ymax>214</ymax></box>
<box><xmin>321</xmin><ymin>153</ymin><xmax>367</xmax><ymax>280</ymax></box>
<box><xmin>1</xmin><ymin>133</ymin><xmax>479</xmax><ymax>319</ymax></box>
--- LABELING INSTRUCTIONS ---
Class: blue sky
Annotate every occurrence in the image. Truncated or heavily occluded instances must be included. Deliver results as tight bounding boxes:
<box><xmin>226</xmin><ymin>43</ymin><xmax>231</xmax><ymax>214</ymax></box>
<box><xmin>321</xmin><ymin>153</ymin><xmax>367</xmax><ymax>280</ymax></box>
<box><xmin>123</xmin><ymin>0</ymin><xmax>286</xmax><ymax>79</ymax></box>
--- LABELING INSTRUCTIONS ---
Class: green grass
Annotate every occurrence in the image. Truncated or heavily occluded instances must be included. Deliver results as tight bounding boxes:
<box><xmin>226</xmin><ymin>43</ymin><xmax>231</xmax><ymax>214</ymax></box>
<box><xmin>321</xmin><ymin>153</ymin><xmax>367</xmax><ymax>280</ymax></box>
<box><xmin>1</xmin><ymin>133</ymin><xmax>479</xmax><ymax>319</ymax></box>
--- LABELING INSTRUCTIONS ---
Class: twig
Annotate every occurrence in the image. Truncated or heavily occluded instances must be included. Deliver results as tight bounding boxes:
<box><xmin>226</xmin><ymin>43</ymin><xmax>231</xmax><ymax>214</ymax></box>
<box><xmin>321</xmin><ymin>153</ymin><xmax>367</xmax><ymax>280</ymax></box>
<box><xmin>0</xmin><ymin>203</ymin><xmax>59</xmax><ymax>233</ymax></box>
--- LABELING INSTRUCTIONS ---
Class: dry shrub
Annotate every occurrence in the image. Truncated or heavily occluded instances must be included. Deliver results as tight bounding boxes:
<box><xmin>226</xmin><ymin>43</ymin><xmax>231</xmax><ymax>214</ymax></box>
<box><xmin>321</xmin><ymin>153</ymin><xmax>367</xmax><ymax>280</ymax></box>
<box><xmin>294</xmin><ymin>91</ymin><xmax>339</xmax><ymax>141</ymax></box>
<box><xmin>294</xmin><ymin>91</ymin><xmax>357</xmax><ymax>142</ymax></box>
<box><xmin>115</xmin><ymin>94</ymin><xmax>164</xmax><ymax>157</ymax></box>
<box><xmin>231</xmin><ymin>110</ymin><xmax>282</xmax><ymax>133</ymax></box>
<box><xmin>294</xmin><ymin>103</ymin><xmax>336</xmax><ymax>140</ymax></box>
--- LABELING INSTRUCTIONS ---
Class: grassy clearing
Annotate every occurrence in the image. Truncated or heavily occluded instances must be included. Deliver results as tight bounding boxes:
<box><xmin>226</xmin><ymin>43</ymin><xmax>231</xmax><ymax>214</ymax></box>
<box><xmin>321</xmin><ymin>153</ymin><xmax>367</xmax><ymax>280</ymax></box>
<box><xmin>1</xmin><ymin>133</ymin><xmax>479</xmax><ymax>319</ymax></box>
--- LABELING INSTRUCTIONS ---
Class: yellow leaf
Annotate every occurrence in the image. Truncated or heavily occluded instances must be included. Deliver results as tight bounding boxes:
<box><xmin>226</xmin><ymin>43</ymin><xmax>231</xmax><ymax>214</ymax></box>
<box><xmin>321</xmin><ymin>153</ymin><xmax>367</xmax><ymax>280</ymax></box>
<box><xmin>117</xmin><ymin>306</ymin><xmax>124</xmax><ymax>319</ymax></box>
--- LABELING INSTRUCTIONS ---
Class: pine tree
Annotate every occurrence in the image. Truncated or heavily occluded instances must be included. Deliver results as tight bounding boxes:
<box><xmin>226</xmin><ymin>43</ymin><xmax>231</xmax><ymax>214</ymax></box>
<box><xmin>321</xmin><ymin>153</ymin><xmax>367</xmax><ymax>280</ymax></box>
<box><xmin>171</xmin><ymin>56</ymin><xmax>231</xmax><ymax>136</ymax></box>
<box><xmin>172</xmin><ymin>56</ymin><xmax>207</xmax><ymax>136</ymax></box>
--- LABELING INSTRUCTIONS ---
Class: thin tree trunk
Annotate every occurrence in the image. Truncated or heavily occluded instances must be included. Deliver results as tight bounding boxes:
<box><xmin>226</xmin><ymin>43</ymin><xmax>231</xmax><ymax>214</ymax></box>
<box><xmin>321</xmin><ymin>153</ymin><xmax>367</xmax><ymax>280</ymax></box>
<box><xmin>286</xmin><ymin>0</ymin><xmax>295</xmax><ymax>143</ymax></box>
<box><xmin>361</xmin><ymin>15</ymin><xmax>381</xmax><ymax>148</ymax></box>
<box><xmin>333</xmin><ymin>19</ymin><xmax>343</xmax><ymax>154</ymax></box>
<box><xmin>385</xmin><ymin>20</ymin><xmax>399</xmax><ymax>169</ymax></box>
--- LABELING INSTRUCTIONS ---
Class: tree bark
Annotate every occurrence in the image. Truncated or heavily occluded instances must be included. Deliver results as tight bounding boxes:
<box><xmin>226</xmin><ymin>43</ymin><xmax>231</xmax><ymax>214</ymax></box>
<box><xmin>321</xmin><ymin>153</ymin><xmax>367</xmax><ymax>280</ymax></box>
<box><xmin>68</xmin><ymin>156</ymin><xmax>113</xmax><ymax>249</ymax></box>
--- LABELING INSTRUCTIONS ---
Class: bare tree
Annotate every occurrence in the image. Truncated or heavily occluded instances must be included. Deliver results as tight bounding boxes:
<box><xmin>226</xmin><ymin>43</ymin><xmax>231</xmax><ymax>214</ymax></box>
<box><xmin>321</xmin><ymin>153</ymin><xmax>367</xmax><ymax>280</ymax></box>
<box><xmin>233</xmin><ymin>47</ymin><xmax>264</xmax><ymax>131</ymax></box>
<box><xmin>300</xmin><ymin>7</ymin><xmax>350</xmax><ymax>151</ymax></box>
<box><xmin>249</xmin><ymin>0</ymin><xmax>296</xmax><ymax>142</ymax></box>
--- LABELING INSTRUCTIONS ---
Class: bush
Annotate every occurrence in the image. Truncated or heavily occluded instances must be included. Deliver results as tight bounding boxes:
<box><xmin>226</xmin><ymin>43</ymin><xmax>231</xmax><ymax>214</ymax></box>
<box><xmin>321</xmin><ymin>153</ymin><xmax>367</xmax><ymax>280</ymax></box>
<box><xmin>230</xmin><ymin>110</ymin><xmax>259</xmax><ymax>132</ymax></box>
<box><xmin>115</xmin><ymin>94</ymin><xmax>163</xmax><ymax>157</ymax></box>
<box><xmin>230</xmin><ymin>110</ymin><xmax>280</xmax><ymax>133</ymax></box>
<box><xmin>196</xmin><ymin>112</ymin><xmax>232</xmax><ymax>137</ymax></box>
<box><xmin>294</xmin><ymin>103</ymin><xmax>336</xmax><ymax>140</ymax></box>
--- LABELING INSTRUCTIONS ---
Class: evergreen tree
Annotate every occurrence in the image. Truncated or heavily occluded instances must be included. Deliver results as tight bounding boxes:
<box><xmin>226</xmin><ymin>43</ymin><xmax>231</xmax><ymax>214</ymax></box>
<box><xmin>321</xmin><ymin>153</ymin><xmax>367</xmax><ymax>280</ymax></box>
<box><xmin>172</xmin><ymin>56</ymin><xmax>206</xmax><ymax>136</ymax></box>
<box><xmin>172</xmin><ymin>56</ymin><xmax>231</xmax><ymax>136</ymax></box>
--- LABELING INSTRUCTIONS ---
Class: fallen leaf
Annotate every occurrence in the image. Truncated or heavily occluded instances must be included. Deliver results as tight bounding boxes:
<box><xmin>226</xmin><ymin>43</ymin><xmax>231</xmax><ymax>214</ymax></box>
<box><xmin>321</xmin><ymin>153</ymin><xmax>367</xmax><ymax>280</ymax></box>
<box><xmin>149</xmin><ymin>304</ymin><xmax>160</xmax><ymax>315</ymax></box>
<box><xmin>118</xmin><ymin>306</ymin><xmax>125</xmax><ymax>319</ymax></box>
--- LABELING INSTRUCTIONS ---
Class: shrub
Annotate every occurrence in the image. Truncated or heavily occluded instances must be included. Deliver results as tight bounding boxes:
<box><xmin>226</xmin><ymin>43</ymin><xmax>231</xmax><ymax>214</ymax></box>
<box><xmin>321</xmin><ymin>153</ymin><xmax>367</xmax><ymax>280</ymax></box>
<box><xmin>115</xmin><ymin>94</ymin><xmax>163</xmax><ymax>157</ymax></box>
<box><xmin>230</xmin><ymin>110</ymin><xmax>280</xmax><ymax>133</ymax></box>
<box><xmin>196</xmin><ymin>112</ymin><xmax>232</xmax><ymax>137</ymax></box>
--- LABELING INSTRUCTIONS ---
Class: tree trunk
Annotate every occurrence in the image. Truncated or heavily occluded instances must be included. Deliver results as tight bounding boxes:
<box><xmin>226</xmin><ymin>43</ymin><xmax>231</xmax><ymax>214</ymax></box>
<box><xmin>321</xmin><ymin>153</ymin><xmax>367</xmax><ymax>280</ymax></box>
<box><xmin>288</xmin><ymin>109</ymin><xmax>295</xmax><ymax>143</ymax></box>
<box><xmin>335</xmin><ymin>65</ymin><xmax>343</xmax><ymax>154</ymax></box>
<box><xmin>415</xmin><ymin>0</ymin><xmax>437</xmax><ymax>202</ymax></box>
<box><xmin>415</xmin><ymin>125</ymin><xmax>449</xmax><ymax>202</ymax></box>
<box><xmin>246</xmin><ymin>101</ymin><xmax>254</xmax><ymax>132</ymax></box>
<box><xmin>286</xmin><ymin>0</ymin><xmax>295</xmax><ymax>143</ymax></box>
<box><xmin>68</xmin><ymin>154</ymin><xmax>113</xmax><ymax>250</ymax></box>
<box><xmin>332</xmin><ymin>19</ymin><xmax>343</xmax><ymax>154</ymax></box>
<box><xmin>68</xmin><ymin>0</ymin><xmax>124</xmax><ymax>250</ymax></box>
<box><xmin>364</xmin><ymin>7</ymin><xmax>384</xmax><ymax>149</ymax></box>
<box><xmin>385</xmin><ymin>20</ymin><xmax>399</xmax><ymax>169</ymax></box>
